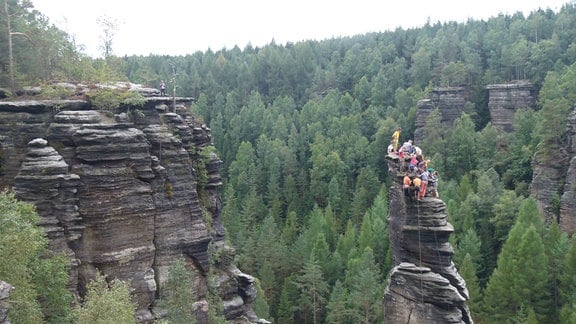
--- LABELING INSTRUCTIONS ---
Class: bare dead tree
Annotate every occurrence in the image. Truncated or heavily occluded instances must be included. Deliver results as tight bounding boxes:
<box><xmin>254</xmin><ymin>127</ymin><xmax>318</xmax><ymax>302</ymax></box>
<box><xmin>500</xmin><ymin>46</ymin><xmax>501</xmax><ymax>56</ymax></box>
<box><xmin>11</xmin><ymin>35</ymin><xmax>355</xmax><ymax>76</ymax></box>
<box><xmin>3</xmin><ymin>0</ymin><xmax>33</xmax><ymax>93</ymax></box>
<box><xmin>169</xmin><ymin>61</ymin><xmax>178</xmax><ymax>111</ymax></box>
<box><xmin>96</xmin><ymin>15</ymin><xmax>119</xmax><ymax>59</ymax></box>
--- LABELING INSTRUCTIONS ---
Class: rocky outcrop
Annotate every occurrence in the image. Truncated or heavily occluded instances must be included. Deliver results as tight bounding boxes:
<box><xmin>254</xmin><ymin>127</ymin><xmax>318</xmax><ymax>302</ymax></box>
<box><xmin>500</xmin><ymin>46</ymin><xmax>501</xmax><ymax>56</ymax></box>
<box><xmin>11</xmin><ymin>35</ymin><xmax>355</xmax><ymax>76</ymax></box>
<box><xmin>0</xmin><ymin>281</ymin><xmax>13</xmax><ymax>324</ymax></box>
<box><xmin>384</xmin><ymin>158</ymin><xmax>472</xmax><ymax>323</ymax></box>
<box><xmin>414</xmin><ymin>83</ymin><xmax>536</xmax><ymax>144</ymax></box>
<box><xmin>414</xmin><ymin>87</ymin><xmax>470</xmax><ymax>144</ymax></box>
<box><xmin>486</xmin><ymin>82</ymin><xmax>536</xmax><ymax>132</ymax></box>
<box><xmin>559</xmin><ymin>106</ymin><xmax>576</xmax><ymax>234</ymax></box>
<box><xmin>0</xmin><ymin>98</ymin><xmax>263</xmax><ymax>323</ymax></box>
<box><xmin>530</xmin><ymin>104</ymin><xmax>576</xmax><ymax>234</ymax></box>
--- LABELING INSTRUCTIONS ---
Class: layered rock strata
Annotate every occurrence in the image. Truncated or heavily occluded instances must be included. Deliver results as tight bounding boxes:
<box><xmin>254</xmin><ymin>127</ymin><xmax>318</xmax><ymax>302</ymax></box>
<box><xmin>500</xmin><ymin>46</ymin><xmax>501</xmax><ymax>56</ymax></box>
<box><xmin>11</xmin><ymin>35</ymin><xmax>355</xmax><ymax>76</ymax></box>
<box><xmin>384</xmin><ymin>158</ymin><xmax>472</xmax><ymax>323</ymax></box>
<box><xmin>414</xmin><ymin>87</ymin><xmax>469</xmax><ymax>144</ymax></box>
<box><xmin>486</xmin><ymin>82</ymin><xmax>536</xmax><ymax>132</ymax></box>
<box><xmin>560</xmin><ymin>106</ymin><xmax>576</xmax><ymax>234</ymax></box>
<box><xmin>532</xmin><ymin>104</ymin><xmax>576</xmax><ymax>235</ymax></box>
<box><xmin>1</xmin><ymin>99</ymin><xmax>263</xmax><ymax>323</ymax></box>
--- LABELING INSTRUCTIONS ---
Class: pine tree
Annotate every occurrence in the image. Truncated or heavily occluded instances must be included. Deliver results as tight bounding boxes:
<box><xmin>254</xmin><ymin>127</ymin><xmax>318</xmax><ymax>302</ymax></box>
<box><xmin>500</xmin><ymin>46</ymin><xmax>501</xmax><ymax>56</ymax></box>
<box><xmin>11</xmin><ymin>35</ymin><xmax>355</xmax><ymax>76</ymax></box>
<box><xmin>516</xmin><ymin>197</ymin><xmax>544</xmax><ymax>230</ymax></box>
<box><xmin>560</xmin><ymin>239</ymin><xmax>576</xmax><ymax>309</ymax></box>
<box><xmin>311</xmin><ymin>233</ymin><xmax>332</xmax><ymax>284</ymax></box>
<box><xmin>336</xmin><ymin>220</ymin><xmax>358</xmax><ymax>261</ymax></box>
<box><xmin>454</xmin><ymin>227</ymin><xmax>482</xmax><ymax>271</ymax></box>
<box><xmin>325</xmin><ymin>280</ymin><xmax>350</xmax><ymax>324</ymax></box>
<box><xmin>560</xmin><ymin>300</ymin><xmax>576</xmax><ymax>324</ymax></box>
<box><xmin>358</xmin><ymin>211</ymin><xmax>373</xmax><ymax>253</ymax></box>
<box><xmin>276</xmin><ymin>276</ymin><xmax>299</xmax><ymax>324</ymax></box>
<box><xmin>543</xmin><ymin>221</ymin><xmax>570</xmax><ymax>322</ymax></box>
<box><xmin>515</xmin><ymin>225</ymin><xmax>549</xmax><ymax>321</ymax></box>
<box><xmin>459</xmin><ymin>253</ymin><xmax>482</xmax><ymax>320</ymax></box>
<box><xmin>293</xmin><ymin>258</ymin><xmax>329</xmax><ymax>324</ymax></box>
<box><xmin>482</xmin><ymin>201</ymin><xmax>540</xmax><ymax>322</ymax></box>
<box><xmin>158</xmin><ymin>258</ymin><xmax>196</xmax><ymax>323</ymax></box>
<box><xmin>346</xmin><ymin>248</ymin><xmax>382</xmax><ymax>324</ymax></box>
<box><xmin>369</xmin><ymin>189</ymin><xmax>390</xmax><ymax>273</ymax></box>
<box><xmin>490</xmin><ymin>190</ymin><xmax>523</xmax><ymax>251</ymax></box>
<box><xmin>281</xmin><ymin>210</ymin><xmax>299</xmax><ymax>246</ymax></box>
<box><xmin>255</xmin><ymin>215</ymin><xmax>289</xmax><ymax>314</ymax></box>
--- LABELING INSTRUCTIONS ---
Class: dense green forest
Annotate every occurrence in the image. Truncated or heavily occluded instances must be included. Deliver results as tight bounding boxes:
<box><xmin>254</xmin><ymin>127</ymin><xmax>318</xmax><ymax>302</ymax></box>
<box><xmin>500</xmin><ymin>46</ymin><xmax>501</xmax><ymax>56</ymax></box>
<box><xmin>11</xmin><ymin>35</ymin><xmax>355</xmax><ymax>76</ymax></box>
<box><xmin>3</xmin><ymin>0</ymin><xmax>576</xmax><ymax>322</ymax></box>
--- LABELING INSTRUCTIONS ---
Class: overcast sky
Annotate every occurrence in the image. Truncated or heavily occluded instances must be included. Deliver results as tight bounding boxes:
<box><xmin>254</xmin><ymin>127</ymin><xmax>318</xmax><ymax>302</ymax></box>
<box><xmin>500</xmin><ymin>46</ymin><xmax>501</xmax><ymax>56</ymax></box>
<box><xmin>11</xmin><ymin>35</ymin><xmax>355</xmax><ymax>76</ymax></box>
<box><xmin>32</xmin><ymin>0</ymin><xmax>571</xmax><ymax>58</ymax></box>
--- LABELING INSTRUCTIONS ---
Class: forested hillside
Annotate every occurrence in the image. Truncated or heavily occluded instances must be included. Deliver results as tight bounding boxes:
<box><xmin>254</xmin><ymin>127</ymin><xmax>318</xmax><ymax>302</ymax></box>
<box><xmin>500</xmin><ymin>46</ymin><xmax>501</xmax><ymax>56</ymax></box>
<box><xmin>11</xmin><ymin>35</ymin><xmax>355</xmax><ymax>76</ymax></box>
<box><xmin>3</xmin><ymin>0</ymin><xmax>576</xmax><ymax>322</ymax></box>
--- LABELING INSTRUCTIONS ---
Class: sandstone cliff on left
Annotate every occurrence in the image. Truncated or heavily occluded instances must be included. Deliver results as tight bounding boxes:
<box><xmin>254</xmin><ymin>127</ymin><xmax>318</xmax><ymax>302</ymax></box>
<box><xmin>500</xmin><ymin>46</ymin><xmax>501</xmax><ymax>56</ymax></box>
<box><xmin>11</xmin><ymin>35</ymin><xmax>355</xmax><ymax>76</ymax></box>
<box><xmin>0</xmin><ymin>97</ymin><xmax>263</xmax><ymax>323</ymax></box>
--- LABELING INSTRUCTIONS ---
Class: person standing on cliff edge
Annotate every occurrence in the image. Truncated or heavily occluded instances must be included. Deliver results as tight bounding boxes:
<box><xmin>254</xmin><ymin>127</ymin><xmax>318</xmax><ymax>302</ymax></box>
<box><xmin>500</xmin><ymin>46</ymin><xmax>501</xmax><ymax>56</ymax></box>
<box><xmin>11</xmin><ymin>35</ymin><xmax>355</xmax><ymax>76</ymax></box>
<box><xmin>392</xmin><ymin>127</ymin><xmax>401</xmax><ymax>151</ymax></box>
<box><xmin>160</xmin><ymin>80</ymin><xmax>166</xmax><ymax>96</ymax></box>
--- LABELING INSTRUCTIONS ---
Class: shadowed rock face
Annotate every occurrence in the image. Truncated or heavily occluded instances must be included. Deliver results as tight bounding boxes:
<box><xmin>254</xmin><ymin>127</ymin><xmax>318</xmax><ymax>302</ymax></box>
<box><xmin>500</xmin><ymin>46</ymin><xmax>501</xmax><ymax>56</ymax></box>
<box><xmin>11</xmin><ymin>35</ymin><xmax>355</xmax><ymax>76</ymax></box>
<box><xmin>560</xmin><ymin>106</ymin><xmax>576</xmax><ymax>235</ymax></box>
<box><xmin>486</xmin><ymin>82</ymin><xmax>536</xmax><ymax>133</ymax></box>
<box><xmin>532</xmin><ymin>104</ymin><xmax>576</xmax><ymax>235</ymax></box>
<box><xmin>414</xmin><ymin>83</ymin><xmax>536</xmax><ymax>144</ymax></box>
<box><xmin>1</xmin><ymin>99</ymin><xmax>262</xmax><ymax>323</ymax></box>
<box><xmin>384</xmin><ymin>158</ymin><xmax>472</xmax><ymax>323</ymax></box>
<box><xmin>414</xmin><ymin>87</ymin><xmax>469</xmax><ymax>144</ymax></box>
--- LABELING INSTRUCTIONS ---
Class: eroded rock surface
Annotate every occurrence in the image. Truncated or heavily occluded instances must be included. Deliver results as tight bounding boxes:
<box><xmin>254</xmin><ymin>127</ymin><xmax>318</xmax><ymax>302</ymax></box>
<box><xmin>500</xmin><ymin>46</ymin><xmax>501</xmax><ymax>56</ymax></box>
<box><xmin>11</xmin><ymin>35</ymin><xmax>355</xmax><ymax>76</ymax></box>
<box><xmin>1</xmin><ymin>99</ymin><xmax>263</xmax><ymax>323</ymax></box>
<box><xmin>384</xmin><ymin>158</ymin><xmax>472</xmax><ymax>323</ymax></box>
<box><xmin>486</xmin><ymin>82</ymin><xmax>536</xmax><ymax>132</ymax></box>
<box><xmin>414</xmin><ymin>87</ymin><xmax>469</xmax><ymax>144</ymax></box>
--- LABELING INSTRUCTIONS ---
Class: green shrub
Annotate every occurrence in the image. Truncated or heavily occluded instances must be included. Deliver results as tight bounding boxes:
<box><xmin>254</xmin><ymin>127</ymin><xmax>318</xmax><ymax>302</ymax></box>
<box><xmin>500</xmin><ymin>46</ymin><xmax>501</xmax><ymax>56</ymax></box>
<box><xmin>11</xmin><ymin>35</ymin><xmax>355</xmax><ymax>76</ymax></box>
<box><xmin>40</xmin><ymin>84</ymin><xmax>75</xmax><ymax>99</ymax></box>
<box><xmin>158</xmin><ymin>258</ymin><xmax>197</xmax><ymax>323</ymax></box>
<box><xmin>0</xmin><ymin>190</ymin><xmax>46</xmax><ymax>323</ymax></box>
<box><xmin>73</xmin><ymin>271</ymin><xmax>136</xmax><ymax>324</ymax></box>
<box><xmin>33</xmin><ymin>254</ymin><xmax>74</xmax><ymax>323</ymax></box>
<box><xmin>87</xmin><ymin>88</ymin><xmax>145</xmax><ymax>112</ymax></box>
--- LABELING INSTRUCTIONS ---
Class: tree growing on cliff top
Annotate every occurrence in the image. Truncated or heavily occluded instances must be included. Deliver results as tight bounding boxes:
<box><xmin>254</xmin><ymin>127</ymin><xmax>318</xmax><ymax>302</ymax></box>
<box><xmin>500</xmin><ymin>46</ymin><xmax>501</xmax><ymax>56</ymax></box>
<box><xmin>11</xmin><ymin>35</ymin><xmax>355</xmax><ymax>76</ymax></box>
<box><xmin>537</xmin><ymin>62</ymin><xmax>576</xmax><ymax>151</ymax></box>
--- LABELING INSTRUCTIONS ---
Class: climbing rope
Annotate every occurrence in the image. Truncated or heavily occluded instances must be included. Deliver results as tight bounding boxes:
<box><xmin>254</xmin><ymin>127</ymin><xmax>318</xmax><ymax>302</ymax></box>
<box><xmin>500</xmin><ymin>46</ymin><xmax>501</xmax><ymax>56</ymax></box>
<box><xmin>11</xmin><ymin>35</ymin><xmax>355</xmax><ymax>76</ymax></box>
<box><xmin>416</xmin><ymin>199</ymin><xmax>424</xmax><ymax>305</ymax></box>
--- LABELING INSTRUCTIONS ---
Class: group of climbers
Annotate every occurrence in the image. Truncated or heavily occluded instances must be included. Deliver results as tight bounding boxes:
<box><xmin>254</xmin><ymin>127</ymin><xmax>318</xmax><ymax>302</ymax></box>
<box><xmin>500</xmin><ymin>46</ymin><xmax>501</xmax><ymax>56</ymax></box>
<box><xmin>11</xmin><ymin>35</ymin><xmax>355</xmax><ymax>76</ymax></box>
<box><xmin>388</xmin><ymin>128</ymin><xmax>439</xmax><ymax>201</ymax></box>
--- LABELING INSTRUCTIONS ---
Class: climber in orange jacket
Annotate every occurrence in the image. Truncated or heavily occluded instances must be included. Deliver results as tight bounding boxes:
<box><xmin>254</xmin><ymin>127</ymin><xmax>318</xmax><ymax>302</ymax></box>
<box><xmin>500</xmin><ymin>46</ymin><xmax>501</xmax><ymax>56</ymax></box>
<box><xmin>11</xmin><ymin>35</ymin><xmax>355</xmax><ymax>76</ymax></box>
<box><xmin>403</xmin><ymin>175</ymin><xmax>412</xmax><ymax>197</ymax></box>
<box><xmin>412</xmin><ymin>177</ymin><xmax>422</xmax><ymax>201</ymax></box>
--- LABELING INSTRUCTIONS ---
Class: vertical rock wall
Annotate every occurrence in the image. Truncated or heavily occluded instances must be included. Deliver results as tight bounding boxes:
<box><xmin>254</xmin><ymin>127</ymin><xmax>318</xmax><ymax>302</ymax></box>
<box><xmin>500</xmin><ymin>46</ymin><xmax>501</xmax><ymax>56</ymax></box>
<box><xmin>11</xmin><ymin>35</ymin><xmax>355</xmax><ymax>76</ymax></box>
<box><xmin>384</xmin><ymin>158</ymin><xmax>472</xmax><ymax>323</ymax></box>
<box><xmin>1</xmin><ymin>99</ymin><xmax>263</xmax><ymax>323</ymax></box>
<box><xmin>414</xmin><ymin>87</ymin><xmax>469</xmax><ymax>144</ymax></box>
<box><xmin>559</xmin><ymin>107</ymin><xmax>576</xmax><ymax>234</ymax></box>
<box><xmin>530</xmin><ymin>104</ymin><xmax>576</xmax><ymax>235</ymax></box>
<box><xmin>486</xmin><ymin>82</ymin><xmax>536</xmax><ymax>132</ymax></box>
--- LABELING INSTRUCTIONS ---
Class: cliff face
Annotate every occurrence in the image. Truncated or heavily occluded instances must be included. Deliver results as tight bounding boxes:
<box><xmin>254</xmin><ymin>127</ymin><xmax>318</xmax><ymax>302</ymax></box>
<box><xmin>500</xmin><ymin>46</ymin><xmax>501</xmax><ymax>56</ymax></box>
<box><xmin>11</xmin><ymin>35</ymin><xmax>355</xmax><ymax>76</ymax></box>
<box><xmin>560</xmin><ymin>106</ymin><xmax>576</xmax><ymax>234</ymax></box>
<box><xmin>486</xmin><ymin>82</ymin><xmax>536</xmax><ymax>132</ymax></box>
<box><xmin>384</xmin><ymin>158</ymin><xmax>472</xmax><ymax>323</ymax></box>
<box><xmin>532</xmin><ymin>105</ymin><xmax>576</xmax><ymax>235</ymax></box>
<box><xmin>0</xmin><ymin>99</ymin><xmax>262</xmax><ymax>323</ymax></box>
<box><xmin>415</xmin><ymin>83</ymin><xmax>536</xmax><ymax>144</ymax></box>
<box><xmin>414</xmin><ymin>87</ymin><xmax>469</xmax><ymax>144</ymax></box>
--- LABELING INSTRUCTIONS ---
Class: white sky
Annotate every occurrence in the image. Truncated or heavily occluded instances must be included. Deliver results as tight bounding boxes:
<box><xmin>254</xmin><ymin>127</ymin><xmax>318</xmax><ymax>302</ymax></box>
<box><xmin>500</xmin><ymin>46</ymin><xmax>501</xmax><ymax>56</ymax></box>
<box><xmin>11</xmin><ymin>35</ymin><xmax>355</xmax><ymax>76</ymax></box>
<box><xmin>32</xmin><ymin>0</ymin><xmax>571</xmax><ymax>58</ymax></box>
